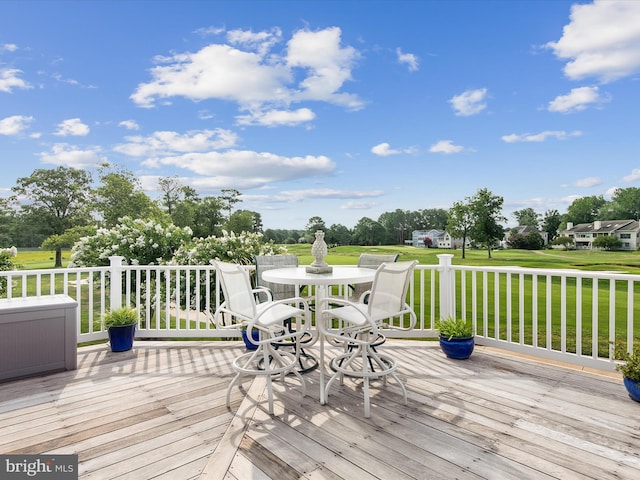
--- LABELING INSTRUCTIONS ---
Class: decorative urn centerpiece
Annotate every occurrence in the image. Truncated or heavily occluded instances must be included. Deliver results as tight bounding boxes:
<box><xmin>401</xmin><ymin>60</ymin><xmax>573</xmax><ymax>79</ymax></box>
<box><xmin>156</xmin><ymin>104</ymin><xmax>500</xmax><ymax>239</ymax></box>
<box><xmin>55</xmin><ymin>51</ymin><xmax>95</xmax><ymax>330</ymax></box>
<box><xmin>306</xmin><ymin>230</ymin><xmax>333</xmax><ymax>274</ymax></box>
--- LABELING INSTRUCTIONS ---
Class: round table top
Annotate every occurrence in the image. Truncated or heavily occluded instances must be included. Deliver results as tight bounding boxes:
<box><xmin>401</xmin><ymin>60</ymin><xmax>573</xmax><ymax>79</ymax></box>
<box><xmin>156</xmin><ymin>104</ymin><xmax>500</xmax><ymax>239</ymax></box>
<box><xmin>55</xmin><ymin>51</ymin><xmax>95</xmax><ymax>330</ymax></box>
<box><xmin>261</xmin><ymin>266</ymin><xmax>376</xmax><ymax>285</ymax></box>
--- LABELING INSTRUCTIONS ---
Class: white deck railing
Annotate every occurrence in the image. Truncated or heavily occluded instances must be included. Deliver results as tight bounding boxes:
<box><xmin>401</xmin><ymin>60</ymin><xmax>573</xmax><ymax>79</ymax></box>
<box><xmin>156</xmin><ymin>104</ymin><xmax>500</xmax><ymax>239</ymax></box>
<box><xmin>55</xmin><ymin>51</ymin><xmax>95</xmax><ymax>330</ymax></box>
<box><xmin>2</xmin><ymin>254</ymin><xmax>637</xmax><ymax>373</ymax></box>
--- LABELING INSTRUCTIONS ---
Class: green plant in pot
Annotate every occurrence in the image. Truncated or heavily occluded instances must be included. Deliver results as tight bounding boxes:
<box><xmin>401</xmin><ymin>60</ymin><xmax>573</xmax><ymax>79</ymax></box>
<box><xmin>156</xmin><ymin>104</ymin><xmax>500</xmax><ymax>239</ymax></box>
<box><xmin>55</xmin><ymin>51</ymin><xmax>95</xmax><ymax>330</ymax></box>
<box><xmin>435</xmin><ymin>317</ymin><xmax>474</xmax><ymax>359</ymax></box>
<box><xmin>613</xmin><ymin>341</ymin><xmax>640</xmax><ymax>402</ymax></box>
<box><xmin>103</xmin><ymin>306</ymin><xmax>139</xmax><ymax>352</ymax></box>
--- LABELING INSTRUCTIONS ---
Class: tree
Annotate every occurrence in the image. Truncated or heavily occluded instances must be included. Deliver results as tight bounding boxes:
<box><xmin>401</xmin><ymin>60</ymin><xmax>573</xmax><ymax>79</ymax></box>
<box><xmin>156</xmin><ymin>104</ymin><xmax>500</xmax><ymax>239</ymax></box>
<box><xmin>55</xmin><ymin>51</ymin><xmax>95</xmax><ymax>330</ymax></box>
<box><xmin>226</xmin><ymin>209</ymin><xmax>262</xmax><ymax>234</ymax></box>
<box><xmin>446</xmin><ymin>201</ymin><xmax>473</xmax><ymax>259</ymax></box>
<box><xmin>378</xmin><ymin>209</ymin><xmax>410</xmax><ymax>244</ymax></box>
<box><xmin>306</xmin><ymin>216</ymin><xmax>327</xmax><ymax>236</ymax></box>
<box><xmin>468</xmin><ymin>188</ymin><xmax>506</xmax><ymax>258</ymax></box>
<box><xmin>220</xmin><ymin>188</ymin><xmax>241</xmax><ymax>216</ymax></box>
<box><xmin>326</xmin><ymin>224</ymin><xmax>352</xmax><ymax>245</ymax></box>
<box><xmin>552</xmin><ymin>236</ymin><xmax>574</xmax><ymax>250</ymax></box>
<box><xmin>542</xmin><ymin>209</ymin><xmax>562</xmax><ymax>241</ymax></box>
<box><xmin>412</xmin><ymin>208</ymin><xmax>449</xmax><ymax>230</ymax></box>
<box><xmin>599</xmin><ymin>187</ymin><xmax>640</xmax><ymax>221</ymax></box>
<box><xmin>592</xmin><ymin>235</ymin><xmax>622</xmax><ymax>251</ymax></box>
<box><xmin>513</xmin><ymin>208</ymin><xmax>540</xmax><ymax>228</ymax></box>
<box><xmin>158</xmin><ymin>176</ymin><xmax>183</xmax><ymax>216</ymax></box>
<box><xmin>566</xmin><ymin>195</ymin><xmax>606</xmax><ymax>225</ymax></box>
<box><xmin>506</xmin><ymin>231</ymin><xmax>544</xmax><ymax>250</ymax></box>
<box><xmin>192</xmin><ymin>196</ymin><xmax>226</xmax><ymax>238</ymax></box>
<box><xmin>40</xmin><ymin>226</ymin><xmax>97</xmax><ymax>259</ymax></box>
<box><xmin>95</xmin><ymin>164</ymin><xmax>164</xmax><ymax>227</ymax></box>
<box><xmin>352</xmin><ymin>217</ymin><xmax>385</xmax><ymax>246</ymax></box>
<box><xmin>12</xmin><ymin>167</ymin><xmax>94</xmax><ymax>267</ymax></box>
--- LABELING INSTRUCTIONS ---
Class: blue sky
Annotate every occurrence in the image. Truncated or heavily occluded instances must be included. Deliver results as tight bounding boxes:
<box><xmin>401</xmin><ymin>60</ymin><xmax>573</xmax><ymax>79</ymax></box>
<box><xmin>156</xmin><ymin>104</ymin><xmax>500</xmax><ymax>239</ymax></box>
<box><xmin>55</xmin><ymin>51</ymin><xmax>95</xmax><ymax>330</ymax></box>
<box><xmin>1</xmin><ymin>0</ymin><xmax>640</xmax><ymax>230</ymax></box>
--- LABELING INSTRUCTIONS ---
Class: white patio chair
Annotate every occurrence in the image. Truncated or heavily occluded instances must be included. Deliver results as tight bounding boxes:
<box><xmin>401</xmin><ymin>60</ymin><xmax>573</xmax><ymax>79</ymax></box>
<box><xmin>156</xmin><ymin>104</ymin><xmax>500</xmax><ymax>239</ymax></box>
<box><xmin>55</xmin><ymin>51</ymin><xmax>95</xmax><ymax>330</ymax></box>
<box><xmin>254</xmin><ymin>254</ymin><xmax>318</xmax><ymax>373</ymax></box>
<box><xmin>319</xmin><ymin>260</ymin><xmax>417</xmax><ymax>417</ymax></box>
<box><xmin>214</xmin><ymin>261</ymin><xmax>309</xmax><ymax>415</ymax></box>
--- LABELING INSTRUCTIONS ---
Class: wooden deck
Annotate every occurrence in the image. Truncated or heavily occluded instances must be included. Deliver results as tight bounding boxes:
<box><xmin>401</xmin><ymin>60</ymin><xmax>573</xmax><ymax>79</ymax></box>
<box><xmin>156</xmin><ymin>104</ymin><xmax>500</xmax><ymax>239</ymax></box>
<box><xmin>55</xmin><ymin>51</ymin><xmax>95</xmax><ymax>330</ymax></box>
<box><xmin>1</xmin><ymin>340</ymin><xmax>639</xmax><ymax>480</ymax></box>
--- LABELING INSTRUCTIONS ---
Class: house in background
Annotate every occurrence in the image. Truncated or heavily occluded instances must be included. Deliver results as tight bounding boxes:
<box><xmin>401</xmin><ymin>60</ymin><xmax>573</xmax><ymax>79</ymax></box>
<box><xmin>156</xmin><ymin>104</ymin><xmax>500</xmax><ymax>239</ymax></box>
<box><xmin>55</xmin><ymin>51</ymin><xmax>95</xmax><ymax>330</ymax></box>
<box><xmin>560</xmin><ymin>219</ymin><xmax>640</xmax><ymax>250</ymax></box>
<box><xmin>410</xmin><ymin>229</ymin><xmax>445</xmax><ymax>247</ymax></box>
<box><xmin>437</xmin><ymin>232</ymin><xmax>471</xmax><ymax>249</ymax></box>
<box><xmin>504</xmin><ymin>225</ymin><xmax>549</xmax><ymax>246</ymax></box>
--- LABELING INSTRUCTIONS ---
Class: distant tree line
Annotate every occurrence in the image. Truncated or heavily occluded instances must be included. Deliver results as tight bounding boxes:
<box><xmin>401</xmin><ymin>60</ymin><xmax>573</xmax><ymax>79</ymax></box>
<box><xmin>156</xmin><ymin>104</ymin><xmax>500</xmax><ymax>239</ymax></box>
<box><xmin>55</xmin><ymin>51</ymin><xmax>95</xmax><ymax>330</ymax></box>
<box><xmin>2</xmin><ymin>165</ymin><xmax>640</xmax><ymax>265</ymax></box>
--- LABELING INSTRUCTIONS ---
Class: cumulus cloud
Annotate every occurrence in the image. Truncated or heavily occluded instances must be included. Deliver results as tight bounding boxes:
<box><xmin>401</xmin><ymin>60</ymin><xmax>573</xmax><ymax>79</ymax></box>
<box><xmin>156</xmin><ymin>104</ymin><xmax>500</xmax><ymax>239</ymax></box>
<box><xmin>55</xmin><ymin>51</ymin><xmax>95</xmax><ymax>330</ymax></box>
<box><xmin>38</xmin><ymin>143</ymin><xmax>106</xmax><ymax>168</ymax></box>
<box><xmin>118</xmin><ymin>120</ymin><xmax>140</xmax><ymax>130</ymax></box>
<box><xmin>371</xmin><ymin>142</ymin><xmax>416</xmax><ymax>156</ymax></box>
<box><xmin>567</xmin><ymin>176</ymin><xmax>602</xmax><ymax>188</ymax></box>
<box><xmin>114</xmin><ymin>129</ymin><xmax>239</xmax><ymax>157</ymax></box>
<box><xmin>131</xmin><ymin>26</ymin><xmax>363</xmax><ymax>115</ymax></box>
<box><xmin>548</xmin><ymin>86</ymin><xmax>608</xmax><ymax>113</ymax></box>
<box><xmin>0</xmin><ymin>68</ymin><xmax>31</xmax><ymax>93</ymax></box>
<box><xmin>623</xmin><ymin>168</ymin><xmax>640</xmax><ymax>182</ymax></box>
<box><xmin>55</xmin><ymin>118</ymin><xmax>90</xmax><ymax>136</ymax></box>
<box><xmin>1</xmin><ymin>43</ymin><xmax>18</xmax><ymax>52</ymax></box>
<box><xmin>396</xmin><ymin>48</ymin><xmax>419</xmax><ymax>71</ymax></box>
<box><xmin>501</xmin><ymin>130</ymin><xmax>582</xmax><ymax>143</ymax></box>
<box><xmin>139</xmin><ymin>150</ymin><xmax>335</xmax><ymax>190</ymax></box>
<box><xmin>236</xmin><ymin>107</ymin><xmax>316</xmax><ymax>127</ymax></box>
<box><xmin>449</xmin><ymin>88</ymin><xmax>488</xmax><ymax>116</ymax></box>
<box><xmin>0</xmin><ymin>115</ymin><xmax>33</xmax><ymax>135</ymax></box>
<box><xmin>429</xmin><ymin>140</ymin><xmax>464</xmax><ymax>154</ymax></box>
<box><xmin>276</xmin><ymin>188</ymin><xmax>384</xmax><ymax>203</ymax></box>
<box><xmin>546</xmin><ymin>0</ymin><xmax>640</xmax><ymax>82</ymax></box>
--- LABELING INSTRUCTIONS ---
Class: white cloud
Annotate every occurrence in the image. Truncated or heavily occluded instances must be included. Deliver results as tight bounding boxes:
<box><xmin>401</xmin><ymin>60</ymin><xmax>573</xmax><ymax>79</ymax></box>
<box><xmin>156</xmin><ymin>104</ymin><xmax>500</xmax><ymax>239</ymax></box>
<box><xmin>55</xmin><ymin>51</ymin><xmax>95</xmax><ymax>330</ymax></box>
<box><xmin>140</xmin><ymin>151</ymin><xmax>336</xmax><ymax>190</ymax></box>
<box><xmin>0</xmin><ymin>115</ymin><xmax>33</xmax><ymax>135</ymax></box>
<box><xmin>55</xmin><ymin>118</ymin><xmax>90</xmax><ymax>136</ymax></box>
<box><xmin>546</xmin><ymin>0</ymin><xmax>640</xmax><ymax>82</ymax></box>
<box><xmin>38</xmin><ymin>143</ymin><xmax>106</xmax><ymax>168</ymax></box>
<box><xmin>572</xmin><ymin>176</ymin><xmax>602</xmax><ymax>188</ymax></box>
<box><xmin>371</xmin><ymin>142</ymin><xmax>399</xmax><ymax>156</ymax></box>
<box><xmin>1</xmin><ymin>43</ymin><xmax>18</xmax><ymax>52</ymax></box>
<box><xmin>131</xmin><ymin>26</ymin><xmax>363</xmax><ymax>114</ymax></box>
<box><xmin>449</xmin><ymin>88</ymin><xmax>488</xmax><ymax>116</ymax></box>
<box><xmin>0</xmin><ymin>68</ymin><xmax>31</xmax><ymax>93</ymax></box>
<box><xmin>118</xmin><ymin>120</ymin><xmax>140</xmax><ymax>130</ymax></box>
<box><xmin>277</xmin><ymin>188</ymin><xmax>384</xmax><ymax>202</ymax></box>
<box><xmin>371</xmin><ymin>142</ymin><xmax>416</xmax><ymax>156</ymax></box>
<box><xmin>236</xmin><ymin>107</ymin><xmax>316</xmax><ymax>127</ymax></box>
<box><xmin>114</xmin><ymin>129</ymin><xmax>239</xmax><ymax>157</ymax></box>
<box><xmin>501</xmin><ymin>130</ymin><xmax>582</xmax><ymax>143</ymax></box>
<box><xmin>548</xmin><ymin>86</ymin><xmax>608</xmax><ymax>113</ymax></box>
<box><xmin>396</xmin><ymin>48</ymin><xmax>419</xmax><ymax>72</ymax></box>
<box><xmin>429</xmin><ymin>140</ymin><xmax>464</xmax><ymax>154</ymax></box>
<box><xmin>623</xmin><ymin>168</ymin><xmax>640</xmax><ymax>182</ymax></box>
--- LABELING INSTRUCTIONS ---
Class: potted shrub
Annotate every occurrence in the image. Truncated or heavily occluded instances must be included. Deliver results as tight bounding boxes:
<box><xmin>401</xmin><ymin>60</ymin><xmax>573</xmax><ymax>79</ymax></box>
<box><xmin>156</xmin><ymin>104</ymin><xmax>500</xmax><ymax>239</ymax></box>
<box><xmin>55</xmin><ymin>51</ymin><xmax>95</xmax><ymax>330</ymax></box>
<box><xmin>103</xmin><ymin>306</ymin><xmax>139</xmax><ymax>352</ymax></box>
<box><xmin>241</xmin><ymin>326</ymin><xmax>260</xmax><ymax>350</ymax></box>
<box><xmin>613</xmin><ymin>342</ymin><xmax>640</xmax><ymax>402</ymax></box>
<box><xmin>436</xmin><ymin>317</ymin><xmax>475</xmax><ymax>359</ymax></box>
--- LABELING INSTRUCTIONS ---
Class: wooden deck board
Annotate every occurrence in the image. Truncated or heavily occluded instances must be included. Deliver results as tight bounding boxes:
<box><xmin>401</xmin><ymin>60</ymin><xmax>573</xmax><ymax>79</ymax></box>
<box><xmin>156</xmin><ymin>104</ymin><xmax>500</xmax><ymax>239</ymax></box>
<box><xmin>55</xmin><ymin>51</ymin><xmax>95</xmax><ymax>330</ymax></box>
<box><xmin>1</xmin><ymin>340</ymin><xmax>639</xmax><ymax>479</ymax></box>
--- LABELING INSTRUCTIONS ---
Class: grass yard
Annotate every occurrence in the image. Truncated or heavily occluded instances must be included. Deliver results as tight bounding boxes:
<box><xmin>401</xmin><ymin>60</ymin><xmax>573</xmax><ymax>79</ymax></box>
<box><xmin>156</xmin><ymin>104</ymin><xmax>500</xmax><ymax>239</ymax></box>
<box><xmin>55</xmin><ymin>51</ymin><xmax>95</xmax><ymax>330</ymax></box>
<box><xmin>8</xmin><ymin>245</ymin><xmax>640</xmax><ymax>356</ymax></box>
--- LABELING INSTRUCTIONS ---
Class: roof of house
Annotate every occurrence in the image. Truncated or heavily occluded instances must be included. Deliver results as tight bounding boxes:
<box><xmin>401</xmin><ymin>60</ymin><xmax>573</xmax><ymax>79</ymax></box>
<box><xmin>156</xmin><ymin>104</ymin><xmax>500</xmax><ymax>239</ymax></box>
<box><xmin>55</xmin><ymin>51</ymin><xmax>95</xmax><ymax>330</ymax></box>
<box><xmin>565</xmin><ymin>220</ymin><xmax>639</xmax><ymax>234</ymax></box>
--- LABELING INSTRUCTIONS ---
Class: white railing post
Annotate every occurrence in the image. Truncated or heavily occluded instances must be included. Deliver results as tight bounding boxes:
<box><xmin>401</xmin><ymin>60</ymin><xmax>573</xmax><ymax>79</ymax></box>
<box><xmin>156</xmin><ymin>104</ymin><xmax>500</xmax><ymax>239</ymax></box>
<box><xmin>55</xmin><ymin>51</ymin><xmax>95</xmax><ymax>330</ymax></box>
<box><xmin>109</xmin><ymin>256</ymin><xmax>125</xmax><ymax>311</ymax></box>
<box><xmin>437</xmin><ymin>254</ymin><xmax>454</xmax><ymax>319</ymax></box>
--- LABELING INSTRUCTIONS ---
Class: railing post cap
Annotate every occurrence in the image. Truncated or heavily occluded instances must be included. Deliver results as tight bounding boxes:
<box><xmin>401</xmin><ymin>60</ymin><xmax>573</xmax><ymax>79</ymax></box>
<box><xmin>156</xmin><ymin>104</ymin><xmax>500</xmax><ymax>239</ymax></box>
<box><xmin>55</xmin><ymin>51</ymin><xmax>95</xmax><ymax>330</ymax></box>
<box><xmin>109</xmin><ymin>255</ymin><xmax>125</xmax><ymax>266</ymax></box>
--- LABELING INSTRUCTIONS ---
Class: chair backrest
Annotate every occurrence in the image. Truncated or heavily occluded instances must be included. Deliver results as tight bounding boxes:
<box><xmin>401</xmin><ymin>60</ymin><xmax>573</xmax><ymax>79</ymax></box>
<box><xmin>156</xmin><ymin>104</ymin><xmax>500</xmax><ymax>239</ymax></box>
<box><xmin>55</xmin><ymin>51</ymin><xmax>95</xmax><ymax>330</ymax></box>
<box><xmin>367</xmin><ymin>260</ymin><xmax>418</xmax><ymax>318</ymax></box>
<box><xmin>254</xmin><ymin>254</ymin><xmax>298</xmax><ymax>300</ymax></box>
<box><xmin>351</xmin><ymin>253</ymin><xmax>400</xmax><ymax>301</ymax></box>
<box><xmin>216</xmin><ymin>261</ymin><xmax>256</xmax><ymax>320</ymax></box>
<box><xmin>357</xmin><ymin>253</ymin><xmax>400</xmax><ymax>269</ymax></box>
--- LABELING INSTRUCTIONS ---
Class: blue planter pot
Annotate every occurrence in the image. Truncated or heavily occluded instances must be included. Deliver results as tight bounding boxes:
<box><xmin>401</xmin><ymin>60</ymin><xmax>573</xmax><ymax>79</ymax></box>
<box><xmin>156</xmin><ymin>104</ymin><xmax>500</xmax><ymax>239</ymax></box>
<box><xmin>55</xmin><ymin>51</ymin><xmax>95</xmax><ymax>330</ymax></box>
<box><xmin>623</xmin><ymin>377</ymin><xmax>640</xmax><ymax>402</ymax></box>
<box><xmin>439</xmin><ymin>335</ymin><xmax>474</xmax><ymax>359</ymax></box>
<box><xmin>108</xmin><ymin>323</ymin><xmax>136</xmax><ymax>352</ymax></box>
<box><xmin>241</xmin><ymin>329</ymin><xmax>260</xmax><ymax>350</ymax></box>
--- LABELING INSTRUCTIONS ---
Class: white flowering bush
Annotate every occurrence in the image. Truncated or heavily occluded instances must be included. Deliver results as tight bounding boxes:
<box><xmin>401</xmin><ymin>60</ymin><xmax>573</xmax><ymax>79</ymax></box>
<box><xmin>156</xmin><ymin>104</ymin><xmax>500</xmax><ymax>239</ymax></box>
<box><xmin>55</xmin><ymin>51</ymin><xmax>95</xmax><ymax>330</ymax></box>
<box><xmin>0</xmin><ymin>246</ymin><xmax>17</xmax><ymax>297</ymax></box>
<box><xmin>70</xmin><ymin>217</ymin><xmax>193</xmax><ymax>267</ymax></box>
<box><xmin>170</xmin><ymin>230</ymin><xmax>285</xmax><ymax>266</ymax></box>
<box><xmin>169</xmin><ymin>231</ymin><xmax>285</xmax><ymax>311</ymax></box>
